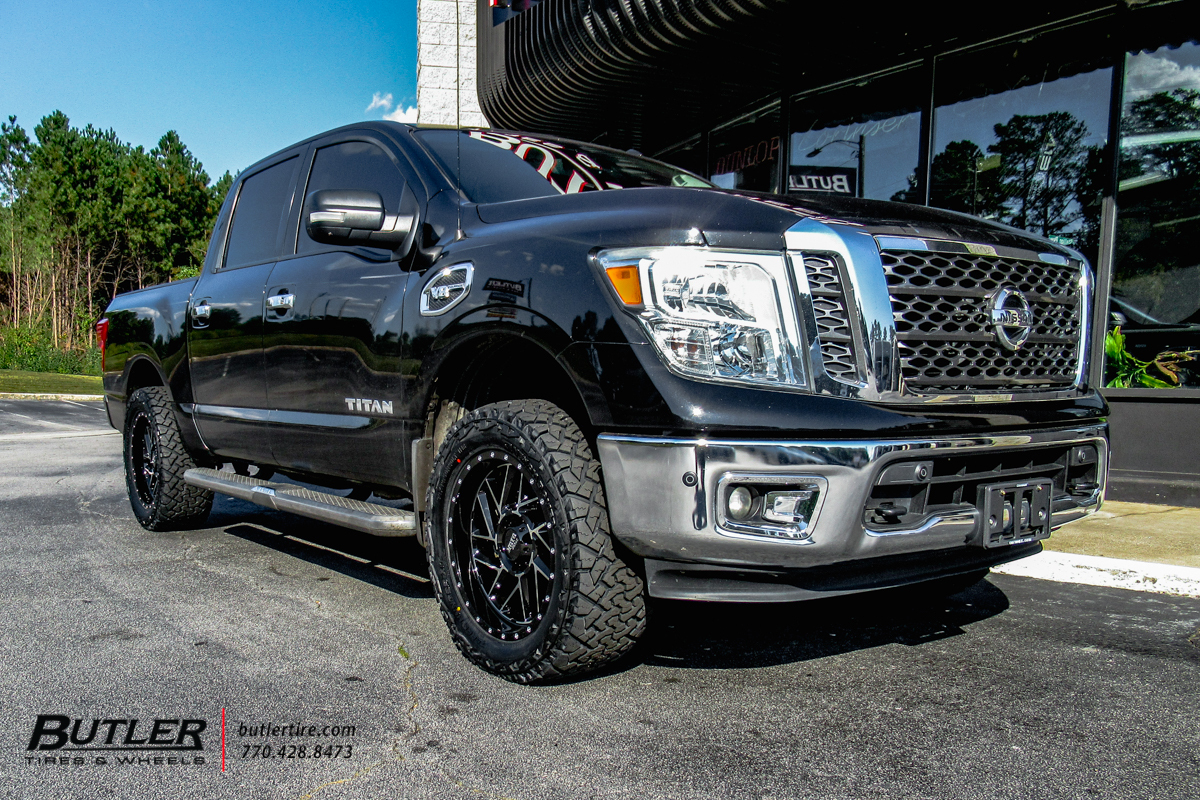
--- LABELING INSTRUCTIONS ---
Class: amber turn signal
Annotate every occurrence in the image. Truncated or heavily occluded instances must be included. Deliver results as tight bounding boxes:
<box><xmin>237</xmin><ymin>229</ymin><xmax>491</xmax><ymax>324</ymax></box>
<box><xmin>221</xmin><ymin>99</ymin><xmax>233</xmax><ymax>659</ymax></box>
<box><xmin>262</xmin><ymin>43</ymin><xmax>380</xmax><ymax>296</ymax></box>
<box><xmin>605</xmin><ymin>265</ymin><xmax>643</xmax><ymax>306</ymax></box>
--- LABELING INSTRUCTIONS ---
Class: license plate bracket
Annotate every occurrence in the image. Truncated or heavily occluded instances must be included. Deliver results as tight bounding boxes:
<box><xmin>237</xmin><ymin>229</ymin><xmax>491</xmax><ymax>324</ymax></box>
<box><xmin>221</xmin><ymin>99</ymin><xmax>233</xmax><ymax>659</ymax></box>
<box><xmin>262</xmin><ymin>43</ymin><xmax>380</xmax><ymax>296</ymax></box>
<box><xmin>976</xmin><ymin>480</ymin><xmax>1052</xmax><ymax>548</ymax></box>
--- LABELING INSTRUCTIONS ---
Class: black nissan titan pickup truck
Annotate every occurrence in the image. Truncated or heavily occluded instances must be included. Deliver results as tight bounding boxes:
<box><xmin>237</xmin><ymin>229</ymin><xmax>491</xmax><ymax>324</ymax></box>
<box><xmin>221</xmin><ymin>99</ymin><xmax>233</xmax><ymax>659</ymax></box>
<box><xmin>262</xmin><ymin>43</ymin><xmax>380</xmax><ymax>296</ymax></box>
<box><xmin>99</xmin><ymin>123</ymin><xmax>1108</xmax><ymax>682</ymax></box>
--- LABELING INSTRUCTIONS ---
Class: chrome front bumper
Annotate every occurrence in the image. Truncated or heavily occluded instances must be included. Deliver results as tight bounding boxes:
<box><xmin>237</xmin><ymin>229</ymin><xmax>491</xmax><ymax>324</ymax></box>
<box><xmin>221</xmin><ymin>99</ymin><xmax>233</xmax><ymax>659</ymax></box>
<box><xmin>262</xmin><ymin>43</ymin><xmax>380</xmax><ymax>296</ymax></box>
<box><xmin>596</xmin><ymin>424</ymin><xmax>1107</xmax><ymax>572</ymax></box>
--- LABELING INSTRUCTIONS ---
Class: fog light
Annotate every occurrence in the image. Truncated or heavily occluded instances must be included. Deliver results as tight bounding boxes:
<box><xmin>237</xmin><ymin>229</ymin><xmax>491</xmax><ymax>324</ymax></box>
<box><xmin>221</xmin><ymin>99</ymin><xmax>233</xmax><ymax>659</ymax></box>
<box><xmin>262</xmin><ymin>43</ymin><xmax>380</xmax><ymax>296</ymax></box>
<box><xmin>763</xmin><ymin>490</ymin><xmax>816</xmax><ymax>525</ymax></box>
<box><xmin>727</xmin><ymin>486</ymin><xmax>754</xmax><ymax>520</ymax></box>
<box><xmin>715</xmin><ymin>475</ymin><xmax>828</xmax><ymax>542</ymax></box>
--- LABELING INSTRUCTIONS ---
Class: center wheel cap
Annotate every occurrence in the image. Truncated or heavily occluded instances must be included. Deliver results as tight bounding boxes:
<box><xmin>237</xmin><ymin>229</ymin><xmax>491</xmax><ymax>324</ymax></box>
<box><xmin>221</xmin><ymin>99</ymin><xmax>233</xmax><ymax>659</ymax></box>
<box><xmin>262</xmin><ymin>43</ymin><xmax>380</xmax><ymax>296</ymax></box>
<box><xmin>499</xmin><ymin>516</ymin><xmax>535</xmax><ymax>574</ymax></box>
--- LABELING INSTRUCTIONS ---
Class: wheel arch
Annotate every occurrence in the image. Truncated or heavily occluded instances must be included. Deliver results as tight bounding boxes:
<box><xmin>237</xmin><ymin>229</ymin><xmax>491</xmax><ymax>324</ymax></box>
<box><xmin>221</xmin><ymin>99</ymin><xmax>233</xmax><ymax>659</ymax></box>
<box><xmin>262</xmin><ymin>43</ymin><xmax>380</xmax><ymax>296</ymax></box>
<box><xmin>419</xmin><ymin>316</ymin><xmax>614</xmax><ymax>440</ymax></box>
<box><xmin>123</xmin><ymin>355</ymin><xmax>168</xmax><ymax>399</ymax></box>
<box><xmin>120</xmin><ymin>356</ymin><xmax>210</xmax><ymax>462</ymax></box>
<box><xmin>424</xmin><ymin>331</ymin><xmax>596</xmax><ymax>438</ymax></box>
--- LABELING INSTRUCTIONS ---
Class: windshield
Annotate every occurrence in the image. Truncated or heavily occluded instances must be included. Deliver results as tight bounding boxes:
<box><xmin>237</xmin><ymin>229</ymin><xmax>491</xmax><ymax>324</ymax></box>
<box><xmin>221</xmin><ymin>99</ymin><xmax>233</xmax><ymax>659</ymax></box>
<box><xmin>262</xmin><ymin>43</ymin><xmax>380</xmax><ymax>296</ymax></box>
<box><xmin>414</xmin><ymin>129</ymin><xmax>711</xmax><ymax>204</ymax></box>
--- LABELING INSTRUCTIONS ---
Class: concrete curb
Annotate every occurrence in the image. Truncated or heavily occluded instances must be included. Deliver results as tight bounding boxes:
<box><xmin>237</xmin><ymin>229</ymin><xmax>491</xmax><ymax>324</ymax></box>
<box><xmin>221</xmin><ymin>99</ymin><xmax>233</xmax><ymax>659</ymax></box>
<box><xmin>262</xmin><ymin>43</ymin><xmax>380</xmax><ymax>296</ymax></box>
<box><xmin>993</xmin><ymin>549</ymin><xmax>1200</xmax><ymax>598</ymax></box>
<box><xmin>0</xmin><ymin>392</ymin><xmax>104</xmax><ymax>401</ymax></box>
<box><xmin>0</xmin><ymin>429</ymin><xmax>118</xmax><ymax>442</ymax></box>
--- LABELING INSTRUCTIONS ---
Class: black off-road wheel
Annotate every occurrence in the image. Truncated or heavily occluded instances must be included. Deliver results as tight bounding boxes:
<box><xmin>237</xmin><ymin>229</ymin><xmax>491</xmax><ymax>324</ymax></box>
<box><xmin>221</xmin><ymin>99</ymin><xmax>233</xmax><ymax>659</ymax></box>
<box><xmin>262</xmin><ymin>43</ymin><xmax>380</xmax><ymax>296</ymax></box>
<box><xmin>425</xmin><ymin>400</ymin><xmax>646</xmax><ymax>683</ymax></box>
<box><xmin>123</xmin><ymin>386</ymin><xmax>213</xmax><ymax>531</ymax></box>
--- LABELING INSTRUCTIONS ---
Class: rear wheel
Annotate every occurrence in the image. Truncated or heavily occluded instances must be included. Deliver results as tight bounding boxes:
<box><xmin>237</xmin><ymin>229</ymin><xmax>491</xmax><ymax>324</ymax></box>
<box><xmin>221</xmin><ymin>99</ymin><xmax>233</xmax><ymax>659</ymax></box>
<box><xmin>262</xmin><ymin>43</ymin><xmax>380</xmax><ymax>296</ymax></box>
<box><xmin>425</xmin><ymin>399</ymin><xmax>646</xmax><ymax>683</ymax></box>
<box><xmin>123</xmin><ymin>386</ymin><xmax>213</xmax><ymax>531</ymax></box>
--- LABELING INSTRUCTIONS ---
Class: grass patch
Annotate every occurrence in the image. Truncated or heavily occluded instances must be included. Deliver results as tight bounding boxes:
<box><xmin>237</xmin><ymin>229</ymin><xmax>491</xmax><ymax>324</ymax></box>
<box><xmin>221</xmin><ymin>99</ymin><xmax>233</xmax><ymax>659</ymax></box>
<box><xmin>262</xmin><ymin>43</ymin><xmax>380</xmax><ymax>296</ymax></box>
<box><xmin>0</xmin><ymin>370</ymin><xmax>103</xmax><ymax>395</ymax></box>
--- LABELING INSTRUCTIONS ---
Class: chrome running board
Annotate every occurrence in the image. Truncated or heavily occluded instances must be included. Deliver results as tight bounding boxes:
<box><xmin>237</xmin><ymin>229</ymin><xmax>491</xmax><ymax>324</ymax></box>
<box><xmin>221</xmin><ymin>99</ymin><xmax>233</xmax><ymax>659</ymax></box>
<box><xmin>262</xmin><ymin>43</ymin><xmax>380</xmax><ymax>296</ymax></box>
<box><xmin>183</xmin><ymin>468</ymin><xmax>417</xmax><ymax>537</ymax></box>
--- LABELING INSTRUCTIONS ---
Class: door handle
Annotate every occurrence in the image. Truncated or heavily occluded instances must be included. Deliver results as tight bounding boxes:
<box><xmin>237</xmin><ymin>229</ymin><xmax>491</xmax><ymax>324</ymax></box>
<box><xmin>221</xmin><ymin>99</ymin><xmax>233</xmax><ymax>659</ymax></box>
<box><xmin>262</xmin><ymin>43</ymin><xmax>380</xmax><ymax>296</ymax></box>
<box><xmin>190</xmin><ymin>302</ymin><xmax>211</xmax><ymax>320</ymax></box>
<box><xmin>266</xmin><ymin>294</ymin><xmax>295</xmax><ymax>310</ymax></box>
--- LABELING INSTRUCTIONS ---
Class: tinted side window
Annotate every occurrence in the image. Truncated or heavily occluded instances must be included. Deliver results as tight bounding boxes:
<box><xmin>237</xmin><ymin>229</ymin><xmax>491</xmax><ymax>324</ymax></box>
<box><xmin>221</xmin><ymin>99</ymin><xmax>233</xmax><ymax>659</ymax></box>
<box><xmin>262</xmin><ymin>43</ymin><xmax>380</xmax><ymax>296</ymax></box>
<box><xmin>298</xmin><ymin>141</ymin><xmax>409</xmax><ymax>256</ymax></box>
<box><xmin>224</xmin><ymin>156</ymin><xmax>300</xmax><ymax>269</ymax></box>
<box><xmin>417</xmin><ymin>130</ymin><xmax>560</xmax><ymax>204</ymax></box>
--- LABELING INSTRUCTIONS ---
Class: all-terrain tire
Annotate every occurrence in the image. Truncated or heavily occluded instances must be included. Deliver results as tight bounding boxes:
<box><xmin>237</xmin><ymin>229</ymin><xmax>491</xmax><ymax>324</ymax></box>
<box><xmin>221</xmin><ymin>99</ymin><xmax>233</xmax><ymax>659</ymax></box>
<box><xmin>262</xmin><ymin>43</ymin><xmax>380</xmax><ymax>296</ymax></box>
<box><xmin>425</xmin><ymin>399</ymin><xmax>646</xmax><ymax>683</ymax></box>
<box><xmin>123</xmin><ymin>386</ymin><xmax>213</xmax><ymax>531</ymax></box>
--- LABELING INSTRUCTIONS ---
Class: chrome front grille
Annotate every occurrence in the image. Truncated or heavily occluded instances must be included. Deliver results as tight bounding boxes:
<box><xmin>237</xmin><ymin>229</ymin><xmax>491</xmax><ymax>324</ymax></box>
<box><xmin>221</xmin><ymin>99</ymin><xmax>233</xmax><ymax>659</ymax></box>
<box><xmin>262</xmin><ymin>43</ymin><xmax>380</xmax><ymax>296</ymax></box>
<box><xmin>800</xmin><ymin>254</ymin><xmax>858</xmax><ymax>384</ymax></box>
<box><xmin>881</xmin><ymin>250</ymin><xmax>1081</xmax><ymax>393</ymax></box>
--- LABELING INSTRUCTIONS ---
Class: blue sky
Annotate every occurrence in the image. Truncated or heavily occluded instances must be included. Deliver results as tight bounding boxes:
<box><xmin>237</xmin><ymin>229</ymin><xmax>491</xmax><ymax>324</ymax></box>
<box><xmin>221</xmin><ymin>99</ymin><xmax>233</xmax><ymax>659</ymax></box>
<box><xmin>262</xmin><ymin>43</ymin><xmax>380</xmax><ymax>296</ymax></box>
<box><xmin>0</xmin><ymin>0</ymin><xmax>418</xmax><ymax>182</ymax></box>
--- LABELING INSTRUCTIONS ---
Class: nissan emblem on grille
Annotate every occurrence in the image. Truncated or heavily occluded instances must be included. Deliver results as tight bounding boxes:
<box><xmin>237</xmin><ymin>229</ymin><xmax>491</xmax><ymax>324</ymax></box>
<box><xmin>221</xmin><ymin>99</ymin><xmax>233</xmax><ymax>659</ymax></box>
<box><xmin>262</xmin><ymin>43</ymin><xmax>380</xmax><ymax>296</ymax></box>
<box><xmin>989</xmin><ymin>287</ymin><xmax>1034</xmax><ymax>351</ymax></box>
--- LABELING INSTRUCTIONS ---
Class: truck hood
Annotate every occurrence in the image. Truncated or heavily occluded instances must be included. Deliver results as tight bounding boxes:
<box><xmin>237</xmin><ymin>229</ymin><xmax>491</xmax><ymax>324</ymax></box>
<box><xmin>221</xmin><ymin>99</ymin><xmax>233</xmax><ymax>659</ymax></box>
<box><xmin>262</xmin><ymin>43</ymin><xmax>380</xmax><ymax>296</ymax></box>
<box><xmin>716</xmin><ymin>189</ymin><xmax>1078</xmax><ymax>258</ymax></box>
<box><xmin>473</xmin><ymin>186</ymin><xmax>1075</xmax><ymax>259</ymax></box>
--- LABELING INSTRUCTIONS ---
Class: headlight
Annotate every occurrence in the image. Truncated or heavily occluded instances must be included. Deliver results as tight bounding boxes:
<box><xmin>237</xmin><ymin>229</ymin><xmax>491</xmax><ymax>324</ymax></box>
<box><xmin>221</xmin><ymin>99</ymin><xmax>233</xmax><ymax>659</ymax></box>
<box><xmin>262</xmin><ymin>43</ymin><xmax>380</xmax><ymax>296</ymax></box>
<box><xmin>596</xmin><ymin>246</ymin><xmax>808</xmax><ymax>389</ymax></box>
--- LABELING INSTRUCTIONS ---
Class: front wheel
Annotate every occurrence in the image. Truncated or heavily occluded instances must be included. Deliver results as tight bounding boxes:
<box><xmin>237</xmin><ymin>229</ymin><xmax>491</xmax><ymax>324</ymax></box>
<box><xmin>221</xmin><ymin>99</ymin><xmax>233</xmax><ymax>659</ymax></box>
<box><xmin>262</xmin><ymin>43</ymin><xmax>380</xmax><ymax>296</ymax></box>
<box><xmin>425</xmin><ymin>400</ymin><xmax>646</xmax><ymax>683</ymax></box>
<box><xmin>123</xmin><ymin>386</ymin><xmax>213</xmax><ymax>531</ymax></box>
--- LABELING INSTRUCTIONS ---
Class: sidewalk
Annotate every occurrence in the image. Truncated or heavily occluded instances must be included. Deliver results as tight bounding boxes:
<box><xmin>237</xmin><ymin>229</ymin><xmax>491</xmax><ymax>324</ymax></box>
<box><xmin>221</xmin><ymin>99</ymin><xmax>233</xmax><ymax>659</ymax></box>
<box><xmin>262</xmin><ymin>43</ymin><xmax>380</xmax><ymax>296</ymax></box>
<box><xmin>1044</xmin><ymin>500</ymin><xmax>1200</xmax><ymax>568</ymax></box>
<box><xmin>993</xmin><ymin>500</ymin><xmax>1200</xmax><ymax>597</ymax></box>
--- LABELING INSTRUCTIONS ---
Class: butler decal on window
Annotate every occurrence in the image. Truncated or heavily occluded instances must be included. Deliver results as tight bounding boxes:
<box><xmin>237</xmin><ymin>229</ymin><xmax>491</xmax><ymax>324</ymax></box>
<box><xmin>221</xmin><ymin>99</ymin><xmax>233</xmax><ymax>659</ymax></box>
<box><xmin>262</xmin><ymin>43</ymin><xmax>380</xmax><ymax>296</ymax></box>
<box><xmin>468</xmin><ymin>131</ymin><xmax>601</xmax><ymax>194</ymax></box>
<box><xmin>439</xmin><ymin>130</ymin><xmax>710</xmax><ymax>200</ymax></box>
<box><xmin>789</xmin><ymin>166</ymin><xmax>858</xmax><ymax>195</ymax></box>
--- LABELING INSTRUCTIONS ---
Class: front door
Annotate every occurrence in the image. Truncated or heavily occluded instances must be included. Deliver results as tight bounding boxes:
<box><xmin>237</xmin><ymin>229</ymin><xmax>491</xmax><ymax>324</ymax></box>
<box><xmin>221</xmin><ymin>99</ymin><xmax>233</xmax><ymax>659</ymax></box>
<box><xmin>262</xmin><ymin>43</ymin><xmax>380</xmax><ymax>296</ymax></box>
<box><xmin>263</xmin><ymin>137</ymin><xmax>419</xmax><ymax>485</ymax></box>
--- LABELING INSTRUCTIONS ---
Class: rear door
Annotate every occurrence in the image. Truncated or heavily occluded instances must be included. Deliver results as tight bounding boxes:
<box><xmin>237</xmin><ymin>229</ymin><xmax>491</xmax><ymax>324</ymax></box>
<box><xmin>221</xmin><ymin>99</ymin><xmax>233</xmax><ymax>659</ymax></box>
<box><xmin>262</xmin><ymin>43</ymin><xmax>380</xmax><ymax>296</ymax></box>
<box><xmin>188</xmin><ymin>150</ymin><xmax>304</xmax><ymax>461</ymax></box>
<box><xmin>262</xmin><ymin>134</ymin><xmax>421</xmax><ymax>485</ymax></box>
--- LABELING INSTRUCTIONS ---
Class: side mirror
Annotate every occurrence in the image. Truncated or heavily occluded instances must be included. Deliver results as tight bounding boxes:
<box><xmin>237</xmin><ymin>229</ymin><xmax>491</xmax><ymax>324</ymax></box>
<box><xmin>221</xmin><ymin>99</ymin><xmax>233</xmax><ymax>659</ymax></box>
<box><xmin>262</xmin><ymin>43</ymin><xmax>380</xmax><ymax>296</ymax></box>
<box><xmin>304</xmin><ymin>189</ymin><xmax>416</xmax><ymax>254</ymax></box>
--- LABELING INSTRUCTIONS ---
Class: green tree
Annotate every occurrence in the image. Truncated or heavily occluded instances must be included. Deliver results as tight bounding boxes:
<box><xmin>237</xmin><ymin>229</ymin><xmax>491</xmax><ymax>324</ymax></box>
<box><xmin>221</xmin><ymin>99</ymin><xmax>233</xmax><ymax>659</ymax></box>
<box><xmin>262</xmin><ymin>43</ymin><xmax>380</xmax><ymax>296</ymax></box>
<box><xmin>0</xmin><ymin>110</ymin><xmax>230</xmax><ymax>365</ymax></box>
<box><xmin>0</xmin><ymin>117</ymin><xmax>32</xmax><ymax>327</ymax></box>
<box><xmin>988</xmin><ymin>111</ymin><xmax>1090</xmax><ymax>237</ymax></box>
<box><xmin>1074</xmin><ymin>143</ymin><xmax>1108</xmax><ymax>263</ymax></box>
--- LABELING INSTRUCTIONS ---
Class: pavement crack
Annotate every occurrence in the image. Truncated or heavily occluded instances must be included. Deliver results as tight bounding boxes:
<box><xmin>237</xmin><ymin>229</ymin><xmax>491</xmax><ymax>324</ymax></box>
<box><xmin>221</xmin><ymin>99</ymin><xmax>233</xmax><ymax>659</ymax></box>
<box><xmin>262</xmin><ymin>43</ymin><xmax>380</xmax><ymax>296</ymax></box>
<box><xmin>295</xmin><ymin>650</ymin><xmax>519</xmax><ymax>800</ymax></box>
<box><xmin>1103</xmin><ymin>507</ymin><xmax>1183</xmax><ymax>520</ymax></box>
<box><xmin>295</xmin><ymin>753</ymin><xmax>523</xmax><ymax>800</ymax></box>
<box><xmin>295</xmin><ymin>756</ymin><xmax>401</xmax><ymax>800</ymax></box>
<box><xmin>76</xmin><ymin>490</ymin><xmax>123</xmax><ymax>521</ymax></box>
<box><xmin>400</xmin><ymin>652</ymin><xmax>420</xmax><ymax>740</ymax></box>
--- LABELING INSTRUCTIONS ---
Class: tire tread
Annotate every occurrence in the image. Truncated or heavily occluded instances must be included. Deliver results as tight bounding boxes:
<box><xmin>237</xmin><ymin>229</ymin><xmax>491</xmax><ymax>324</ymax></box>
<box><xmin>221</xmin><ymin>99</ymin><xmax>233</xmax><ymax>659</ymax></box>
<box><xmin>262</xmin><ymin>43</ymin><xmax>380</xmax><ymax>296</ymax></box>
<box><xmin>425</xmin><ymin>399</ymin><xmax>645</xmax><ymax>683</ymax></box>
<box><xmin>124</xmin><ymin>386</ymin><xmax>213</xmax><ymax>531</ymax></box>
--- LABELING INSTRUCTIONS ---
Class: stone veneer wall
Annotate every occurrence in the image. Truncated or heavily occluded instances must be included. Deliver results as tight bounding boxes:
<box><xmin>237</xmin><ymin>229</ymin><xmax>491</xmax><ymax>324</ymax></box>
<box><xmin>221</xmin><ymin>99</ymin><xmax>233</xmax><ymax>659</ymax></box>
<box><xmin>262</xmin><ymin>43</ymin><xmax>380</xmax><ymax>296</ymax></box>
<box><xmin>416</xmin><ymin>0</ymin><xmax>488</xmax><ymax>127</ymax></box>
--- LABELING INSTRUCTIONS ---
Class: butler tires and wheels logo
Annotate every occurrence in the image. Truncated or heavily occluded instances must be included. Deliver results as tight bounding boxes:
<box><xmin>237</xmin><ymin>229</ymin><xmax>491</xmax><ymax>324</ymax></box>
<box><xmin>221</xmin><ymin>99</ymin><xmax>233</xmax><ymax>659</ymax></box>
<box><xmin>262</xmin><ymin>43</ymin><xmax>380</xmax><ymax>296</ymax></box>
<box><xmin>25</xmin><ymin>714</ymin><xmax>207</xmax><ymax>766</ymax></box>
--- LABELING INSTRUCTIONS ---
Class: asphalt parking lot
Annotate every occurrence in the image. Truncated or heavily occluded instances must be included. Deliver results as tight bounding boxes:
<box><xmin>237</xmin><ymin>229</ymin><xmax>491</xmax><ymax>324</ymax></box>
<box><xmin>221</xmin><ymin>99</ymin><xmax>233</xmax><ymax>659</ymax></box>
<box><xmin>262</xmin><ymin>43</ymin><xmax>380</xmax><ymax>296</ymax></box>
<box><xmin>1</xmin><ymin>400</ymin><xmax>1198</xmax><ymax>800</ymax></box>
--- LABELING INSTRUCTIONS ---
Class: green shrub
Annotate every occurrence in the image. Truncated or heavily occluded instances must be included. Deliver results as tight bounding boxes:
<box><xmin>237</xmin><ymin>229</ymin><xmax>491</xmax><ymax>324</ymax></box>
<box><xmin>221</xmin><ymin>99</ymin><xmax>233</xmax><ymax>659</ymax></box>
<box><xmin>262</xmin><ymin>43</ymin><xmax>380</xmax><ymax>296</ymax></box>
<box><xmin>0</xmin><ymin>326</ymin><xmax>102</xmax><ymax>375</ymax></box>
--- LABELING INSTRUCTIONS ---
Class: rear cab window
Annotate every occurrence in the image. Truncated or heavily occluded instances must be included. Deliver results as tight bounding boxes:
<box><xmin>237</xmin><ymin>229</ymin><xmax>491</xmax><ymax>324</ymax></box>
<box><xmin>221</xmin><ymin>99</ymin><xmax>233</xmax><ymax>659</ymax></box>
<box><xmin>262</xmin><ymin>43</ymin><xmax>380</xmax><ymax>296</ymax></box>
<box><xmin>223</xmin><ymin>156</ymin><xmax>302</xmax><ymax>269</ymax></box>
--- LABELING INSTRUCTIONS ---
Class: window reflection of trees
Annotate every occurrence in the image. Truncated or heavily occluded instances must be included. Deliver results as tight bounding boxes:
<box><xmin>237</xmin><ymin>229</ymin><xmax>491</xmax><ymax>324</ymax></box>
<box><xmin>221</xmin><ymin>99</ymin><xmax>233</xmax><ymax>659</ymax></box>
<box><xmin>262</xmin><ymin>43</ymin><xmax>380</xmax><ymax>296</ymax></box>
<box><xmin>1108</xmin><ymin>73</ymin><xmax>1200</xmax><ymax>389</ymax></box>
<box><xmin>924</xmin><ymin>112</ymin><xmax>1105</xmax><ymax>254</ymax></box>
<box><xmin>1114</xmin><ymin>86</ymin><xmax>1200</xmax><ymax>323</ymax></box>
<box><xmin>1122</xmin><ymin>88</ymin><xmax>1200</xmax><ymax>185</ymax></box>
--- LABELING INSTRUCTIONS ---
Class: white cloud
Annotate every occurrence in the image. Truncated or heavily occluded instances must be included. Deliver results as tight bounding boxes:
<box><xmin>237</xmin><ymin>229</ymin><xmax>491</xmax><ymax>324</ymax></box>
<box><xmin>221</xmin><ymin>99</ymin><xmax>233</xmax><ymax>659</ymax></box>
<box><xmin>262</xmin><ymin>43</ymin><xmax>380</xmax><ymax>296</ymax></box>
<box><xmin>1125</xmin><ymin>53</ymin><xmax>1200</xmax><ymax>99</ymax></box>
<box><xmin>383</xmin><ymin>105</ymin><xmax>418</xmax><ymax>123</ymax></box>
<box><xmin>366</xmin><ymin>92</ymin><xmax>416</xmax><ymax>123</ymax></box>
<box><xmin>365</xmin><ymin>92</ymin><xmax>394</xmax><ymax>113</ymax></box>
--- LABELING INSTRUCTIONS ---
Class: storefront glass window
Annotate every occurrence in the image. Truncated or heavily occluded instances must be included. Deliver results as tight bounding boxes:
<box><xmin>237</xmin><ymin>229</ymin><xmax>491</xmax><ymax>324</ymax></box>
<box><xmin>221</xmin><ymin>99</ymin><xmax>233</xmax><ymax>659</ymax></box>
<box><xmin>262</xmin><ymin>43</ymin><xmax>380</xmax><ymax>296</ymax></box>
<box><xmin>1107</xmin><ymin>41</ymin><xmax>1200</xmax><ymax>389</ymax></box>
<box><xmin>932</xmin><ymin>36</ymin><xmax>1113</xmax><ymax>266</ymax></box>
<box><xmin>789</xmin><ymin>69</ymin><xmax>922</xmax><ymax>201</ymax></box>
<box><xmin>653</xmin><ymin>134</ymin><xmax>706</xmax><ymax>179</ymax></box>
<box><xmin>708</xmin><ymin>103</ymin><xmax>781</xmax><ymax>193</ymax></box>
